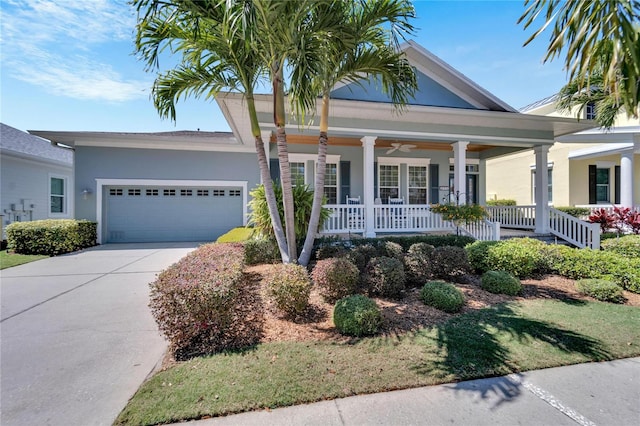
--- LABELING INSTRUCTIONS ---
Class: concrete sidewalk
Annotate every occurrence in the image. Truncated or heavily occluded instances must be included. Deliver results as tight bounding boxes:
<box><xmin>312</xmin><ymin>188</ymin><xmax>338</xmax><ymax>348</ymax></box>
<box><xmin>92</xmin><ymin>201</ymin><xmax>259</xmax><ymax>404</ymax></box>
<box><xmin>183</xmin><ymin>357</ymin><xmax>640</xmax><ymax>426</ymax></box>
<box><xmin>1</xmin><ymin>242</ymin><xmax>199</xmax><ymax>426</ymax></box>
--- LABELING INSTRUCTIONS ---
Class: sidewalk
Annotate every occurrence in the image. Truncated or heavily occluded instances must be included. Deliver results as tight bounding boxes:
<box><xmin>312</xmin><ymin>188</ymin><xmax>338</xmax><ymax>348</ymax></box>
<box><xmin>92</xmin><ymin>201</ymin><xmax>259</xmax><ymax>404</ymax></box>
<box><xmin>181</xmin><ymin>357</ymin><xmax>640</xmax><ymax>426</ymax></box>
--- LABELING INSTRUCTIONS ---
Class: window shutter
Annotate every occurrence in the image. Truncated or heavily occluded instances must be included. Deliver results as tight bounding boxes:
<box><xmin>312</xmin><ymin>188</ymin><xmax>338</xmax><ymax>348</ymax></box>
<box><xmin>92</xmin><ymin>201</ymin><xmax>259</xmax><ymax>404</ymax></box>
<box><xmin>588</xmin><ymin>165</ymin><xmax>596</xmax><ymax>204</ymax></box>
<box><xmin>430</xmin><ymin>164</ymin><xmax>439</xmax><ymax>204</ymax></box>
<box><xmin>614</xmin><ymin>165</ymin><xmax>621</xmax><ymax>204</ymax></box>
<box><xmin>373</xmin><ymin>162</ymin><xmax>378</xmax><ymax>199</ymax></box>
<box><xmin>270</xmin><ymin>159</ymin><xmax>280</xmax><ymax>183</ymax></box>
<box><xmin>340</xmin><ymin>161</ymin><xmax>350</xmax><ymax>203</ymax></box>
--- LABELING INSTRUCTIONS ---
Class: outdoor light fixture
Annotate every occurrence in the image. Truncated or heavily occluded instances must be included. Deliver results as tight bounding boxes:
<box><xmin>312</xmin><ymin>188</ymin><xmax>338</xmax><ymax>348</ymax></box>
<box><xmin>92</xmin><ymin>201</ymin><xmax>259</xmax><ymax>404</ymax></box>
<box><xmin>82</xmin><ymin>188</ymin><xmax>93</xmax><ymax>200</ymax></box>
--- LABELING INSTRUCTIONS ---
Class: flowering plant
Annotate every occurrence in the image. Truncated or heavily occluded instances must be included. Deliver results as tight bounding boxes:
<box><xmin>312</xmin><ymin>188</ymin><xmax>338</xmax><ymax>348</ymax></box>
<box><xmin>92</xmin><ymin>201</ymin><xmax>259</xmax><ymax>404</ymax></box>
<box><xmin>430</xmin><ymin>203</ymin><xmax>487</xmax><ymax>223</ymax></box>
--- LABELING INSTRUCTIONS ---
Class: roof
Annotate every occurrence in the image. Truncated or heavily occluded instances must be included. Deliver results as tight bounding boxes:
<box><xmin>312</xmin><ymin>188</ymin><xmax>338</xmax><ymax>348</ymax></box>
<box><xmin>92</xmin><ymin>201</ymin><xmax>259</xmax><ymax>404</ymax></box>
<box><xmin>520</xmin><ymin>94</ymin><xmax>558</xmax><ymax>113</ymax></box>
<box><xmin>1</xmin><ymin>123</ymin><xmax>73</xmax><ymax>165</ymax></box>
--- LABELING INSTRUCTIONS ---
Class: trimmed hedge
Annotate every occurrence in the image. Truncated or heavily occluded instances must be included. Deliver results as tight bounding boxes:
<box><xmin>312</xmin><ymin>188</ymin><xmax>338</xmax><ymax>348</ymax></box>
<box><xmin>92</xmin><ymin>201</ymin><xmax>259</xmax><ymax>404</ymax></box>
<box><xmin>149</xmin><ymin>243</ymin><xmax>245</xmax><ymax>354</ymax></box>
<box><xmin>575</xmin><ymin>279</ymin><xmax>624</xmax><ymax>303</ymax></box>
<box><xmin>404</xmin><ymin>243</ymin><xmax>435</xmax><ymax>287</ymax></box>
<box><xmin>420</xmin><ymin>281</ymin><xmax>465</xmax><ymax>313</ymax></box>
<box><xmin>554</xmin><ymin>206</ymin><xmax>591</xmax><ymax>218</ymax></box>
<box><xmin>6</xmin><ymin>219</ymin><xmax>97</xmax><ymax>255</ymax></box>
<box><xmin>312</xmin><ymin>258</ymin><xmax>360</xmax><ymax>303</ymax></box>
<box><xmin>430</xmin><ymin>245</ymin><xmax>471</xmax><ymax>280</ymax></box>
<box><xmin>465</xmin><ymin>240</ymin><xmax>500</xmax><ymax>274</ymax></box>
<box><xmin>244</xmin><ymin>238</ymin><xmax>280</xmax><ymax>265</ymax></box>
<box><xmin>333</xmin><ymin>295</ymin><xmax>382</xmax><ymax>336</ymax></box>
<box><xmin>313</xmin><ymin>234</ymin><xmax>475</xmax><ymax>255</ymax></box>
<box><xmin>486</xmin><ymin>199</ymin><xmax>516</xmax><ymax>206</ymax></box>
<box><xmin>466</xmin><ymin>238</ymin><xmax>547</xmax><ymax>278</ymax></box>
<box><xmin>481</xmin><ymin>270</ymin><xmax>523</xmax><ymax>295</ymax></box>
<box><xmin>364</xmin><ymin>256</ymin><xmax>406</xmax><ymax>299</ymax></box>
<box><xmin>267</xmin><ymin>264</ymin><xmax>312</xmax><ymax>317</ymax></box>
<box><xmin>601</xmin><ymin>235</ymin><xmax>640</xmax><ymax>259</ymax></box>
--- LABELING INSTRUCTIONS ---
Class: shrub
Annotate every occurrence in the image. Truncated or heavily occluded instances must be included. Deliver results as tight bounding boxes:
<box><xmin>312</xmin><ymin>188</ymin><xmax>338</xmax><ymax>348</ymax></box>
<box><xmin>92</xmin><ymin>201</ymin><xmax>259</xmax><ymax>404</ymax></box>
<box><xmin>485</xmin><ymin>238</ymin><xmax>547</xmax><ymax>278</ymax></box>
<box><xmin>601</xmin><ymin>235</ymin><xmax>640</xmax><ymax>259</ymax></box>
<box><xmin>420</xmin><ymin>281</ymin><xmax>465</xmax><ymax>313</ymax></box>
<box><xmin>347</xmin><ymin>244</ymin><xmax>380</xmax><ymax>272</ymax></box>
<box><xmin>607</xmin><ymin>258</ymin><xmax>640</xmax><ymax>293</ymax></box>
<box><xmin>6</xmin><ymin>219</ymin><xmax>97</xmax><ymax>255</ymax></box>
<box><xmin>382</xmin><ymin>241</ymin><xmax>404</xmax><ymax>262</ymax></box>
<box><xmin>575</xmin><ymin>279</ymin><xmax>624</xmax><ymax>303</ymax></box>
<box><xmin>216</xmin><ymin>227</ymin><xmax>254</xmax><ymax>243</ymax></box>
<box><xmin>555</xmin><ymin>206</ymin><xmax>590</xmax><ymax>218</ymax></box>
<box><xmin>465</xmin><ymin>240</ymin><xmax>499</xmax><ymax>274</ymax></box>
<box><xmin>430</xmin><ymin>203</ymin><xmax>487</xmax><ymax>223</ymax></box>
<box><xmin>364</xmin><ymin>256</ymin><xmax>406</xmax><ymax>298</ymax></box>
<box><xmin>333</xmin><ymin>295</ymin><xmax>382</xmax><ymax>336</ymax></box>
<box><xmin>149</xmin><ymin>243</ymin><xmax>245</xmax><ymax>354</ymax></box>
<box><xmin>481</xmin><ymin>270</ymin><xmax>523</xmax><ymax>295</ymax></box>
<box><xmin>267</xmin><ymin>264</ymin><xmax>312</xmax><ymax>316</ymax></box>
<box><xmin>352</xmin><ymin>235</ymin><xmax>475</xmax><ymax>250</ymax></box>
<box><xmin>430</xmin><ymin>246</ymin><xmax>471</xmax><ymax>280</ymax></box>
<box><xmin>486</xmin><ymin>199</ymin><xmax>516</xmax><ymax>206</ymax></box>
<box><xmin>588</xmin><ymin>208</ymin><xmax>617</xmax><ymax>233</ymax></box>
<box><xmin>312</xmin><ymin>258</ymin><xmax>360</xmax><ymax>302</ymax></box>
<box><xmin>315</xmin><ymin>244</ymin><xmax>348</xmax><ymax>261</ymax></box>
<box><xmin>404</xmin><ymin>243</ymin><xmax>435</xmax><ymax>287</ymax></box>
<box><xmin>244</xmin><ymin>238</ymin><xmax>280</xmax><ymax>265</ymax></box>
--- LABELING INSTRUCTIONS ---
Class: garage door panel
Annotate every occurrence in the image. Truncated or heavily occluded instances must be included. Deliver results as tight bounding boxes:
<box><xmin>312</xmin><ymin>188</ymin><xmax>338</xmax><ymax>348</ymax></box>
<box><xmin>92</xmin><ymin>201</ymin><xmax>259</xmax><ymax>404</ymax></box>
<box><xmin>105</xmin><ymin>186</ymin><xmax>243</xmax><ymax>243</ymax></box>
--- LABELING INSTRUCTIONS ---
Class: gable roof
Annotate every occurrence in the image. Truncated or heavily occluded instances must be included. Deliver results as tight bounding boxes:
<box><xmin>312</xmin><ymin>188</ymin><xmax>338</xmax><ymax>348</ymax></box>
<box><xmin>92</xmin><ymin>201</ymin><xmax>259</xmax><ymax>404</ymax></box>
<box><xmin>330</xmin><ymin>40</ymin><xmax>517</xmax><ymax>112</ymax></box>
<box><xmin>1</xmin><ymin>123</ymin><xmax>73</xmax><ymax>166</ymax></box>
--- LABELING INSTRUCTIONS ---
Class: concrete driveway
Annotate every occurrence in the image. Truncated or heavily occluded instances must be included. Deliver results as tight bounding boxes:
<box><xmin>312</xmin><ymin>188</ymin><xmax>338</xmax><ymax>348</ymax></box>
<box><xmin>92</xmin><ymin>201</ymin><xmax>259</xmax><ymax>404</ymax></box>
<box><xmin>1</xmin><ymin>242</ymin><xmax>199</xmax><ymax>426</ymax></box>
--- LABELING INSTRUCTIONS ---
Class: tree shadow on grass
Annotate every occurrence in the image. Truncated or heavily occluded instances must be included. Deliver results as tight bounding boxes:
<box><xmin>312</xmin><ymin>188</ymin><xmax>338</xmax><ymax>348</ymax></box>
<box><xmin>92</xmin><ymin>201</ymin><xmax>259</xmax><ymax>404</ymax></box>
<box><xmin>411</xmin><ymin>302</ymin><xmax>612</xmax><ymax>407</ymax></box>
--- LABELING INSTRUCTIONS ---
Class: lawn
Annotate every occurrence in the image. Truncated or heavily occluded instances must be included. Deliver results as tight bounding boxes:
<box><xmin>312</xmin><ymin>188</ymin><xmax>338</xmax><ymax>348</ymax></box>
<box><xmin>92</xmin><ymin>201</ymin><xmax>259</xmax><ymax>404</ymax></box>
<box><xmin>115</xmin><ymin>299</ymin><xmax>640</xmax><ymax>426</ymax></box>
<box><xmin>0</xmin><ymin>251</ymin><xmax>48</xmax><ymax>269</ymax></box>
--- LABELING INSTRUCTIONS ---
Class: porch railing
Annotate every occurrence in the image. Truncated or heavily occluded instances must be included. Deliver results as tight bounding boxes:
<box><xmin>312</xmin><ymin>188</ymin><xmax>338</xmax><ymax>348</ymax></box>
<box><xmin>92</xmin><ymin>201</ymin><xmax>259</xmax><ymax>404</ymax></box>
<box><xmin>575</xmin><ymin>204</ymin><xmax>640</xmax><ymax>215</ymax></box>
<box><xmin>373</xmin><ymin>205</ymin><xmax>451</xmax><ymax>233</ymax></box>
<box><xmin>458</xmin><ymin>219</ymin><xmax>501</xmax><ymax>241</ymax></box>
<box><xmin>485</xmin><ymin>205</ymin><xmax>536</xmax><ymax>229</ymax></box>
<box><xmin>321</xmin><ymin>204</ymin><xmax>366</xmax><ymax>234</ymax></box>
<box><xmin>548</xmin><ymin>208</ymin><xmax>600</xmax><ymax>250</ymax></box>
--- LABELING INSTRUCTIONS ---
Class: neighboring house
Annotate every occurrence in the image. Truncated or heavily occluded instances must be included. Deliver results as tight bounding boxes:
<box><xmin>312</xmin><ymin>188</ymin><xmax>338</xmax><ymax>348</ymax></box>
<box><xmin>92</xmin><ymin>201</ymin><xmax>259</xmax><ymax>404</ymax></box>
<box><xmin>1</xmin><ymin>123</ymin><xmax>74</xmax><ymax>238</ymax></box>
<box><xmin>486</xmin><ymin>97</ymin><xmax>639</xmax><ymax>209</ymax></box>
<box><xmin>31</xmin><ymin>40</ymin><xmax>594</xmax><ymax>245</ymax></box>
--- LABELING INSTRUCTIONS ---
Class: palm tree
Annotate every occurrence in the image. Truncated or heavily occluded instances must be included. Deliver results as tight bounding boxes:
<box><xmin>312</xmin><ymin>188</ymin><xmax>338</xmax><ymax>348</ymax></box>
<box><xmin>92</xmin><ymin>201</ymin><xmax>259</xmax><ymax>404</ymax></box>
<box><xmin>519</xmin><ymin>0</ymin><xmax>639</xmax><ymax>121</ymax></box>
<box><xmin>293</xmin><ymin>0</ymin><xmax>418</xmax><ymax>266</ymax></box>
<box><xmin>132</xmin><ymin>0</ymin><xmax>292</xmax><ymax>261</ymax></box>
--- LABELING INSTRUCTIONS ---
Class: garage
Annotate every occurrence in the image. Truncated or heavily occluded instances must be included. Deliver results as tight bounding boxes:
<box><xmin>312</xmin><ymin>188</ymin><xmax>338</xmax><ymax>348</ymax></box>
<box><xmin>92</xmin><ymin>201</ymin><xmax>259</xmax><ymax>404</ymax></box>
<box><xmin>104</xmin><ymin>184</ymin><xmax>244</xmax><ymax>243</ymax></box>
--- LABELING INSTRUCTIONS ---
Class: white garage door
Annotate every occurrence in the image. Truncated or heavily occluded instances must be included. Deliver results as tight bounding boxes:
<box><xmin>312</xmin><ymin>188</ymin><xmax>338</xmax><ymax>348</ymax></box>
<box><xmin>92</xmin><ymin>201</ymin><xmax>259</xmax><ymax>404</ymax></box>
<box><xmin>105</xmin><ymin>185</ymin><xmax>244</xmax><ymax>243</ymax></box>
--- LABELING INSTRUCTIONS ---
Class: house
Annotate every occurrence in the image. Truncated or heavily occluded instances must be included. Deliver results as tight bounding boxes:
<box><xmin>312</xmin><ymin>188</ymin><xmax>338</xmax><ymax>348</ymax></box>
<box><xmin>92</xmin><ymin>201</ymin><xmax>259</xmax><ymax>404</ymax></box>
<box><xmin>30</xmin><ymin>41</ymin><xmax>595</xmax><ymax>245</ymax></box>
<box><xmin>1</xmin><ymin>123</ymin><xmax>74</xmax><ymax>238</ymax></box>
<box><xmin>486</xmin><ymin>97</ymin><xmax>639</xmax><ymax>210</ymax></box>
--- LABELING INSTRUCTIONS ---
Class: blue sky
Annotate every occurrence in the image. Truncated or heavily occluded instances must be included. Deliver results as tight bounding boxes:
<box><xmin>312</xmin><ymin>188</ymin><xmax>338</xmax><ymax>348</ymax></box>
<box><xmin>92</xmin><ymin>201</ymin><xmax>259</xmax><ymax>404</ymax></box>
<box><xmin>1</xmin><ymin>0</ymin><xmax>568</xmax><ymax>133</ymax></box>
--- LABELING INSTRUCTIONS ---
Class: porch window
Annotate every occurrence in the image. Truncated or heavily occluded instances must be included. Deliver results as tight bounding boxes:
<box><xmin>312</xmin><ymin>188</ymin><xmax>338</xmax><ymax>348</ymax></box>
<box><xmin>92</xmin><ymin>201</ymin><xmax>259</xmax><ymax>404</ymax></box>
<box><xmin>585</xmin><ymin>102</ymin><xmax>596</xmax><ymax>120</ymax></box>
<box><xmin>408</xmin><ymin>166</ymin><xmax>427</xmax><ymax>204</ymax></box>
<box><xmin>531</xmin><ymin>168</ymin><xmax>553</xmax><ymax>204</ymax></box>
<box><xmin>50</xmin><ymin>176</ymin><xmax>66</xmax><ymax>214</ymax></box>
<box><xmin>378</xmin><ymin>164</ymin><xmax>399</xmax><ymax>202</ymax></box>
<box><xmin>596</xmin><ymin>168</ymin><xmax>610</xmax><ymax>202</ymax></box>
<box><xmin>290</xmin><ymin>162</ymin><xmax>305</xmax><ymax>186</ymax></box>
<box><xmin>324</xmin><ymin>163</ymin><xmax>338</xmax><ymax>204</ymax></box>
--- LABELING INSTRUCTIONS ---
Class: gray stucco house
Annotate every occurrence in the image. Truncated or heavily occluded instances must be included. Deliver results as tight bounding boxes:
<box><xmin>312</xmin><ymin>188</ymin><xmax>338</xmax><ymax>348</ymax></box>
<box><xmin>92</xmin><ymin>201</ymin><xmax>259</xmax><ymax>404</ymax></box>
<box><xmin>31</xmin><ymin>41</ymin><xmax>594</xmax><ymax>245</ymax></box>
<box><xmin>1</xmin><ymin>123</ymin><xmax>74</xmax><ymax>237</ymax></box>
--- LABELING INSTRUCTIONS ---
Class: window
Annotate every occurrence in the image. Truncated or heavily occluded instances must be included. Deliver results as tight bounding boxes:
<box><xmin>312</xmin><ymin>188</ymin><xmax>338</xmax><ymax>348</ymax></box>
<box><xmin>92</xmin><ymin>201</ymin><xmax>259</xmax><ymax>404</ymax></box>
<box><xmin>531</xmin><ymin>168</ymin><xmax>553</xmax><ymax>204</ymax></box>
<box><xmin>408</xmin><ymin>166</ymin><xmax>427</xmax><ymax>204</ymax></box>
<box><xmin>324</xmin><ymin>163</ymin><xmax>338</xmax><ymax>204</ymax></box>
<box><xmin>585</xmin><ymin>102</ymin><xmax>596</xmax><ymax>120</ymax></box>
<box><xmin>163</xmin><ymin>189</ymin><xmax>176</xmax><ymax>196</ymax></box>
<box><xmin>180</xmin><ymin>189</ymin><xmax>193</xmax><ymax>197</ymax></box>
<box><xmin>596</xmin><ymin>168</ymin><xmax>610</xmax><ymax>202</ymax></box>
<box><xmin>379</xmin><ymin>164</ymin><xmax>399</xmax><ymax>202</ymax></box>
<box><xmin>197</xmin><ymin>189</ymin><xmax>209</xmax><ymax>197</ymax></box>
<box><xmin>213</xmin><ymin>189</ymin><xmax>225</xmax><ymax>197</ymax></box>
<box><xmin>229</xmin><ymin>189</ymin><xmax>241</xmax><ymax>197</ymax></box>
<box><xmin>146</xmin><ymin>189</ymin><xmax>159</xmax><ymax>196</ymax></box>
<box><xmin>109</xmin><ymin>188</ymin><xmax>123</xmax><ymax>196</ymax></box>
<box><xmin>128</xmin><ymin>189</ymin><xmax>141</xmax><ymax>196</ymax></box>
<box><xmin>290</xmin><ymin>162</ymin><xmax>305</xmax><ymax>186</ymax></box>
<box><xmin>50</xmin><ymin>177</ymin><xmax>66</xmax><ymax>214</ymax></box>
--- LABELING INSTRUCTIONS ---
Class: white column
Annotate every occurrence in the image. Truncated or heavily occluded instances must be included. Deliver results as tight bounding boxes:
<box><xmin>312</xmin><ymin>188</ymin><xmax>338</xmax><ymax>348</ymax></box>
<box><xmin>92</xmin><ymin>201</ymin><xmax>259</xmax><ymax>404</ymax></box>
<box><xmin>361</xmin><ymin>136</ymin><xmax>377</xmax><ymax>237</ymax></box>
<box><xmin>451</xmin><ymin>141</ymin><xmax>469</xmax><ymax>205</ymax></box>
<box><xmin>620</xmin><ymin>147</ymin><xmax>635</xmax><ymax>207</ymax></box>
<box><xmin>534</xmin><ymin>145</ymin><xmax>550</xmax><ymax>233</ymax></box>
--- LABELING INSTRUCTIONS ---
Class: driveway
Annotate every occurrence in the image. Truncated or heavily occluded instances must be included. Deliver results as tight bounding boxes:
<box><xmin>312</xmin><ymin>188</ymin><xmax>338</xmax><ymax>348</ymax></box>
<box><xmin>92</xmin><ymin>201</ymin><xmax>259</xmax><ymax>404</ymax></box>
<box><xmin>1</xmin><ymin>242</ymin><xmax>199</xmax><ymax>426</ymax></box>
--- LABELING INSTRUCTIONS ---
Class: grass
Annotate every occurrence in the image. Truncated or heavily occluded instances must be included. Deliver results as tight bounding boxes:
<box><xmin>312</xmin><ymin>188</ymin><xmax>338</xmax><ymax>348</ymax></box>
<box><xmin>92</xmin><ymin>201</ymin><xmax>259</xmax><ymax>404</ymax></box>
<box><xmin>0</xmin><ymin>251</ymin><xmax>48</xmax><ymax>269</ymax></box>
<box><xmin>216</xmin><ymin>227</ymin><xmax>254</xmax><ymax>243</ymax></box>
<box><xmin>116</xmin><ymin>299</ymin><xmax>640</xmax><ymax>425</ymax></box>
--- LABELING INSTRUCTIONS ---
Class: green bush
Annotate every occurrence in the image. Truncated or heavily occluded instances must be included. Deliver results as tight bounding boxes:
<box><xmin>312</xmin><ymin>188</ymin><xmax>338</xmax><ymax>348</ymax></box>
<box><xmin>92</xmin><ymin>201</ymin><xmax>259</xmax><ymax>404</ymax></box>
<box><xmin>347</xmin><ymin>244</ymin><xmax>380</xmax><ymax>272</ymax></box>
<box><xmin>481</xmin><ymin>270</ymin><xmax>523</xmax><ymax>295</ymax></box>
<box><xmin>485</xmin><ymin>238</ymin><xmax>548</xmax><ymax>278</ymax></box>
<box><xmin>382</xmin><ymin>241</ymin><xmax>404</xmax><ymax>262</ymax></box>
<box><xmin>607</xmin><ymin>258</ymin><xmax>640</xmax><ymax>293</ymax></box>
<box><xmin>601</xmin><ymin>235</ymin><xmax>640</xmax><ymax>259</ymax></box>
<box><xmin>333</xmin><ymin>295</ymin><xmax>382</xmax><ymax>336</ymax></box>
<box><xmin>555</xmin><ymin>206</ymin><xmax>591</xmax><ymax>218</ymax></box>
<box><xmin>312</xmin><ymin>258</ymin><xmax>360</xmax><ymax>302</ymax></box>
<box><xmin>315</xmin><ymin>244</ymin><xmax>348</xmax><ymax>261</ymax></box>
<box><xmin>348</xmin><ymin>235</ymin><xmax>475</xmax><ymax>251</ymax></box>
<box><xmin>465</xmin><ymin>240</ymin><xmax>500</xmax><ymax>274</ymax></box>
<box><xmin>216</xmin><ymin>227</ymin><xmax>254</xmax><ymax>243</ymax></box>
<box><xmin>486</xmin><ymin>199</ymin><xmax>516</xmax><ymax>206</ymax></box>
<box><xmin>244</xmin><ymin>238</ymin><xmax>280</xmax><ymax>265</ymax></box>
<box><xmin>430</xmin><ymin>246</ymin><xmax>471</xmax><ymax>280</ymax></box>
<box><xmin>420</xmin><ymin>281</ymin><xmax>465</xmax><ymax>313</ymax></box>
<box><xmin>267</xmin><ymin>264</ymin><xmax>312</xmax><ymax>317</ymax></box>
<box><xmin>364</xmin><ymin>256</ymin><xmax>406</xmax><ymax>299</ymax></box>
<box><xmin>404</xmin><ymin>243</ymin><xmax>435</xmax><ymax>287</ymax></box>
<box><xmin>6</xmin><ymin>219</ymin><xmax>97</xmax><ymax>255</ymax></box>
<box><xmin>149</xmin><ymin>243</ymin><xmax>245</xmax><ymax>354</ymax></box>
<box><xmin>575</xmin><ymin>279</ymin><xmax>624</xmax><ymax>303</ymax></box>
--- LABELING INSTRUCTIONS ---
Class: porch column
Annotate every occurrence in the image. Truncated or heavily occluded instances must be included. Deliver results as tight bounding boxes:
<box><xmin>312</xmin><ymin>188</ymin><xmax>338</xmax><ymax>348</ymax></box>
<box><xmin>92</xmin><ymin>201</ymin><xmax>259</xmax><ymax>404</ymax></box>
<box><xmin>451</xmin><ymin>141</ymin><xmax>469</xmax><ymax>205</ymax></box>
<box><xmin>620</xmin><ymin>146</ymin><xmax>636</xmax><ymax>207</ymax></box>
<box><xmin>361</xmin><ymin>136</ymin><xmax>377</xmax><ymax>237</ymax></box>
<box><xmin>534</xmin><ymin>145</ymin><xmax>550</xmax><ymax>233</ymax></box>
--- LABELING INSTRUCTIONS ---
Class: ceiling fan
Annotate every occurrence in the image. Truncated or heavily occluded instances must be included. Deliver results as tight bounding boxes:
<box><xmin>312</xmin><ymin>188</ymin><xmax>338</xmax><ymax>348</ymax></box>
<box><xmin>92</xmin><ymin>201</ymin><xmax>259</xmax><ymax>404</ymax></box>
<box><xmin>386</xmin><ymin>142</ymin><xmax>416</xmax><ymax>154</ymax></box>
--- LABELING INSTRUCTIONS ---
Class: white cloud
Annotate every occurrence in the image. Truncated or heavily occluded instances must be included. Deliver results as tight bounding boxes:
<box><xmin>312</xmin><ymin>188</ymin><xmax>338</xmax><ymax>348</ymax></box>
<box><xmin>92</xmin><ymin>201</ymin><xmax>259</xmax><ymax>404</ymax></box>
<box><xmin>1</xmin><ymin>0</ymin><xmax>148</xmax><ymax>102</ymax></box>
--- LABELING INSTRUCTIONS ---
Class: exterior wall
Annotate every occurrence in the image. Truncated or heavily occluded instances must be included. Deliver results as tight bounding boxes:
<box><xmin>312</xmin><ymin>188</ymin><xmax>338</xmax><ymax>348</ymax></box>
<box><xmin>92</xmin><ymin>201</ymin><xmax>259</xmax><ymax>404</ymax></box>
<box><xmin>569</xmin><ymin>153</ymin><xmax>640</xmax><ymax>206</ymax></box>
<box><xmin>74</xmin><ymin>146</ymin><xmax>261</xmax><ymax>222</ymax></box>
<box><xmin>1</xmin><ymin>154</ymin><xmax>73</xmax><ymax>230</ymax></box>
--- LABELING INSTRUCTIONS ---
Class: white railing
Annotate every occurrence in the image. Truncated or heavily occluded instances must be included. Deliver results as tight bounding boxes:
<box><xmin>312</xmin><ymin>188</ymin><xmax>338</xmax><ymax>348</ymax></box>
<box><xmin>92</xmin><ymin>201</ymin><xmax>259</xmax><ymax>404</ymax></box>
<box><xmin>575</xmin><ymin>204</ymin><xmax>640</xmax><ymax>215</ymax></box>
<box><xmin>485</xmin><ymin>205</ymin><xmax>536</xmax><ymax>229</ymax></box>
<box><xmin>321</xmin><ymin>204</ymin><xmax>366</xmax><ymax>234</ymax></box>
<box><xmin>458</xmin><ymin>219</ymin><xmax>501</xmax><ymax>241</ymax></box>
<box><xmin>549</xmin><ymin>208</ymin><xmax>600</xmax><ymax>249</ymax></box>
<box><xmin>373</xmin><ymin>205</ymin><xmax>452</xmax><ymax>233</ymax></box>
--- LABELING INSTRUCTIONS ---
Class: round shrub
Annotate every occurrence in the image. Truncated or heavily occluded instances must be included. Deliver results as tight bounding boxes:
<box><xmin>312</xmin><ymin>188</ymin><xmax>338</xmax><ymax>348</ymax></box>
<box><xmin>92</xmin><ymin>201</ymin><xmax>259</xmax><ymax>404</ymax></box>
<box><xmin>404</xmin><ymin>243</ymin><xmax>434</xmax><ymax>287</ymax></box>
<box><xmin>485</xmin><ymin>238</ymin><xmax>547</xmax><ymax>278</ymax></box>
<box><xmin>601</xmin><ymin>235</ymin><xmax>640</xmax><ymax>259</ymax></box>
<box><xmin>430</xmin><ymin>246</ymin><xmax>471</xmax><ymax>280</ymax></box>
<box><xmin>315</xmin><ymin>244</ymin><xmax>348</xmax><ymax>261</ymax></box>
<box><xmin>465</xmin><ymin>240</ymin><xmax>499</xmax><ymax>274</ymax></box>
<box><xmin>575</xmin><ymin>279</ymin><xmax>624</xmax><ymax>303</ymax></box>
<box><xmin>347</xmin><ymin>244</ymin><xmax>380</xmax><ymax>272</ymax></box>
<box><xmin>420</xmin><ymin>281</ymin><xmax>465</xmax><ymax>313</ymax></box>
<box><xmin>481</xmin><ymin>270</ymin><xmax>523</xmax><ymax>295</ymax></box>
<box><xmin>364</xmin><ymin>256</ymin><xmax>406</xmax><ymax>298</ymax></box>
<box><xmin>312</xmin><ymin>257</ymin><xmax>360</xmax><ymax>302</ymax></box>
<box><xmin>244</xmin><ymin>238</ymin><xmax>280</xmax><ymax>265</ymax></box>
<box><xmin>333</xmin><ymin>295</ymin><xmax>382</xmax><ymax>336</ymax></box>
<box><xmin>382</xmin><ymin>241</ymin><xmax>404</xmax><ymax>262</ymax></box>
<box><xmin>267</xmin><ymin>264</ymin><xmax>312</xmax><ymax>316</ymax></box>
